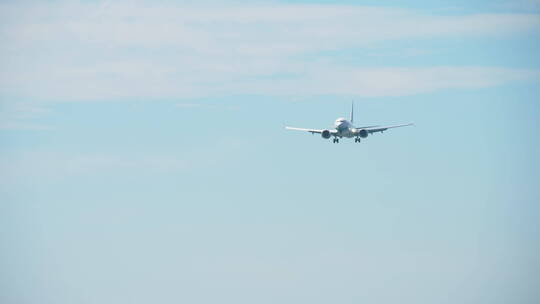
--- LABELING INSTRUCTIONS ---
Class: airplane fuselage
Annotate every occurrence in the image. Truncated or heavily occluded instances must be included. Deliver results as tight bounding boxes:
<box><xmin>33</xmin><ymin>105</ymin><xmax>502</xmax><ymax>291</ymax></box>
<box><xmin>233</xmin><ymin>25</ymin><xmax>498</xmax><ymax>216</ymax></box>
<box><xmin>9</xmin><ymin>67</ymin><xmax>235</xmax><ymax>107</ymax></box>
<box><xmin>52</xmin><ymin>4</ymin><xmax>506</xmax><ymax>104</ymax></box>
<box><xmin>334</xmin><ymin>118</ymin><xmax>356</xmax><ymax>138</ymax></box>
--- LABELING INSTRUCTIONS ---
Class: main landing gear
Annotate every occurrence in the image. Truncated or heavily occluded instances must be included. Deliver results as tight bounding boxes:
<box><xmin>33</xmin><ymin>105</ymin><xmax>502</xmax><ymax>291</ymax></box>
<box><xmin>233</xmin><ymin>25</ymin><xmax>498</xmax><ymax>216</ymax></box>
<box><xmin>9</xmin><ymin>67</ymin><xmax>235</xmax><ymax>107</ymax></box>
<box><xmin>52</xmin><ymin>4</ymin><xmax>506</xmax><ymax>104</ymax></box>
<box><xmin>332</xmin><ymin>138</ymin><xmax>339</xmax><ymax>143</ymax></box>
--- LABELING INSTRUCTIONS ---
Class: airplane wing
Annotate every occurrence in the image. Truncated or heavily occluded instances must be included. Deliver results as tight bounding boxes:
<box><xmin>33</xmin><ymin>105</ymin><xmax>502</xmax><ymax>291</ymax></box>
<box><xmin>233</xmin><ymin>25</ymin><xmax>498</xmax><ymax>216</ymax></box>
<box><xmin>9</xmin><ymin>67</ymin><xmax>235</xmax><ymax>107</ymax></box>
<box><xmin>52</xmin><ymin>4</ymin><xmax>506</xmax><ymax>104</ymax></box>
<box><xmin>364</xmin><ymin>123</ymin><xmax>414</xmax><ymax>134</ymax></box>
<box><xmin>285</xmin><ymin>126</ymin><xmax>338</xmax><ymax>135</ymax></box>
<box><xmin>355</xmin><ymin>125</ymin><xmax>380</xmax><ymax>129</ymax></box>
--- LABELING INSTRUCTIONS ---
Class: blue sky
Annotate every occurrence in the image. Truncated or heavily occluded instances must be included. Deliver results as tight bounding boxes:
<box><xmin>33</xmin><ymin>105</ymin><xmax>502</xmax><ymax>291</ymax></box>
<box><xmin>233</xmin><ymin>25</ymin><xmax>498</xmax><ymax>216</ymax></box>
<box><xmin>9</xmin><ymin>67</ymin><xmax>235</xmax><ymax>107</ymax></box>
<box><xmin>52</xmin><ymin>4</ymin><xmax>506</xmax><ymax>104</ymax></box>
<box><xmin>1</xmin><ymin>1</ymin><xmax>539</xmax><ymax>303</ymax></box>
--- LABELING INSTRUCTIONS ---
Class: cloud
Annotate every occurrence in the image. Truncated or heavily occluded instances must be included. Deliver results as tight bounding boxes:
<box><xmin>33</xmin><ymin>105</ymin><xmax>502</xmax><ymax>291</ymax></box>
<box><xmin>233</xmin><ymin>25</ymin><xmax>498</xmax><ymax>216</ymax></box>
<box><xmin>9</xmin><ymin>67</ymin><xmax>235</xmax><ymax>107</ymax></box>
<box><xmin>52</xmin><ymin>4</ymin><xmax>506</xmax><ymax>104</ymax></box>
<box><xmin>0</xmin><ymin>137</ymin><xmax>251</xmax><ymax>182</ymax></box>
<box><xmin>0</xmin><ymin>1</ymin><xmax>539</xmax><ymax>101</ymax></box>
<box><xmin>230</xmin><ymin>66</ymin><xmax>540</xmax><ymax>97</ymax></box>
<box><xmin>175</xmin><ymin>103</ymin><xmax>238</xmax><ymax>110</ymax></box>
<box><xmin>0</xmin><ymin>102</ymin><xmax>54</xmax><ymax>130</ymax></box>
<box><xmin>0</xmin><ymin>151</ymin><xmax>188</xmax><ymax>183</ymax></box>
<box><xmin>0</xmin><ymin>122</ymin><xmax>54</xmax><ymax>131</ymax></box>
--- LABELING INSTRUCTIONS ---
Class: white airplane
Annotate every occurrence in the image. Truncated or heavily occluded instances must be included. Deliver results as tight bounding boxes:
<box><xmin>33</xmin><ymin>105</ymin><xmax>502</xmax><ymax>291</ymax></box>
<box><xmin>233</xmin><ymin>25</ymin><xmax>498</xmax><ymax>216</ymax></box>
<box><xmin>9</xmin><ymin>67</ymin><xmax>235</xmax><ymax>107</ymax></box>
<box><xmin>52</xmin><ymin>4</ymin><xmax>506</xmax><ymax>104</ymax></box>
<box><xmin>285</xmin><ymin>103</ymin><xmax>413</xmax><ymax>143</ymax></box>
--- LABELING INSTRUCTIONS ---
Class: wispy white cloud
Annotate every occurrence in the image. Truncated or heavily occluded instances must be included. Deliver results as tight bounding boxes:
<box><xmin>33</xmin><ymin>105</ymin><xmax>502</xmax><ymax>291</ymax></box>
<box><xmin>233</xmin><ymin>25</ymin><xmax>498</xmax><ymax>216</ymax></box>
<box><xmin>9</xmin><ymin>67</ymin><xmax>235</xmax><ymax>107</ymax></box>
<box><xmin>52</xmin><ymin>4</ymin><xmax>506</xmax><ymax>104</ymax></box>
<box><xmin>0</xmin><ymin>1</ymin><xmax>539</xmax><ymax>101</ymax></box>
<box><xmin>0</xmin><ymin>151</ymin><xmax>187</xmax><ymax>182</ymax></box>
<box><xmin>246</xmin><ymin>66</ymin><xmax>540</xmax><ymax>97</ymax></box>
<box><xmin>0</xmin><ymin>136</ymin><xmax>251</xmax><ymax>183</ymax></box>
<box><xmin>175</xmin><ymin>103</ymin><xmax>238</xmax><ymax>110</ymax></box>
<box><xmin>0</xmin><ymin>102</ymin><xmax>54</xmax><ymax>130</ymax></box>
<box><xmin>0</xmin><ymin>122</ymin><xmax>54</xmax><ymax>131</ymax></box>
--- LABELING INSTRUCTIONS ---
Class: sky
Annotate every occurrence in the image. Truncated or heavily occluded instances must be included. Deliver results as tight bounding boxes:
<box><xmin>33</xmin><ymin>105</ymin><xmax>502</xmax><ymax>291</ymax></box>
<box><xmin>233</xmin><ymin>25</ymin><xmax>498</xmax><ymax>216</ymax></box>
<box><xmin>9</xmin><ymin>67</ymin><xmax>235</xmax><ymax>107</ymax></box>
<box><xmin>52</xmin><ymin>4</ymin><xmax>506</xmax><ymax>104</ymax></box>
<box><xmin>1</xmin><ymin>0</ymin><xmax>539</xmax><ymax>303</ymax></box>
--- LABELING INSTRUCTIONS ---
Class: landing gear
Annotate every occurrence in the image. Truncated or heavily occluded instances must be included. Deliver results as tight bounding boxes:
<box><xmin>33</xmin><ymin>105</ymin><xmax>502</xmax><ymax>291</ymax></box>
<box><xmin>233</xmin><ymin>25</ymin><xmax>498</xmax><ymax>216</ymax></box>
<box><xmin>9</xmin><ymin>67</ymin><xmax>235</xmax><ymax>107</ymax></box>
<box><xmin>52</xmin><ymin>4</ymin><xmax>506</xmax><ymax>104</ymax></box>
<box><xmin>354</xmin><ymin>138</ymin><xmax>361</xmax><ymax>143</ymax></box>
<box><xmin>333</xmin><ymin>138</ymin><xmax>339</xmax><ymax>143</ymax></box>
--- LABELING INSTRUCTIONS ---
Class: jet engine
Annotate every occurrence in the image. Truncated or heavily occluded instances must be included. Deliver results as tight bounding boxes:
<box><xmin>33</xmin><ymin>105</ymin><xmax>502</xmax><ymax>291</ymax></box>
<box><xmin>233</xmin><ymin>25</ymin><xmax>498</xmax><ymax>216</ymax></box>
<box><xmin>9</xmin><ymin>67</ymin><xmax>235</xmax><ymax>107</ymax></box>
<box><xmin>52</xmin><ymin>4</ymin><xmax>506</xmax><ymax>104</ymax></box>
<box><xmin>358</xmin><ymin>129</ymin><xmax>369</xmax><ymax>138</ymax></box>
<box><xmin>321</xmin><ymin>130</ymin><xmax>331</xmax><ymax>139</ymax></box>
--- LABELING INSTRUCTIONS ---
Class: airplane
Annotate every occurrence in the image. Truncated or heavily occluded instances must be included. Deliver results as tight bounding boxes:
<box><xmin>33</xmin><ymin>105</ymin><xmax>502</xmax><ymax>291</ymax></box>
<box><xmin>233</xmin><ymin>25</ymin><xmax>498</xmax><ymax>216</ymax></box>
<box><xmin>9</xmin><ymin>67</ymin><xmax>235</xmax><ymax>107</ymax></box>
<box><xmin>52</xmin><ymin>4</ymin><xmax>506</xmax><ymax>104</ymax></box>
<box><xmin>285</xmin><ymin>103</ymin><xmax>413</xmax><ymax>143</ymax></box>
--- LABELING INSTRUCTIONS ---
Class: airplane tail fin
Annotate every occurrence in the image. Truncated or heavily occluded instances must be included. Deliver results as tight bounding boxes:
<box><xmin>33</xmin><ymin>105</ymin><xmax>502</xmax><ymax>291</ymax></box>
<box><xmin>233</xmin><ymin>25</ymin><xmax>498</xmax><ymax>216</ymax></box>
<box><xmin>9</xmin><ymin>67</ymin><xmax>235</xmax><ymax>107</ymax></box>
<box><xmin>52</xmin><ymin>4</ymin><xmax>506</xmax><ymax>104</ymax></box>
<box><xmin>350</xmin><ymin>101</ymin><xmax>354</xmax><ymax>124</ymax></box>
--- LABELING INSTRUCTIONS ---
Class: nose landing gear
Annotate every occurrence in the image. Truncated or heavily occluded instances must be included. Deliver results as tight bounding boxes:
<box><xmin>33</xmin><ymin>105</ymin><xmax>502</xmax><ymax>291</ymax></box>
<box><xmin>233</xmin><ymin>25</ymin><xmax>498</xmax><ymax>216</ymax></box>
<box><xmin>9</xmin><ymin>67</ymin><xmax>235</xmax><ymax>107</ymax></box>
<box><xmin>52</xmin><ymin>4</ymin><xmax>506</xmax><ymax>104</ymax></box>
<box><xmin>355</xmin><ymin>138</ymin><xmax>361</xmax><ymax>143</ymax></box>
<box><xmin>333</xmin><ymin>138</ymin><xmax>339</xmax><ymax>143</ymax></box>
